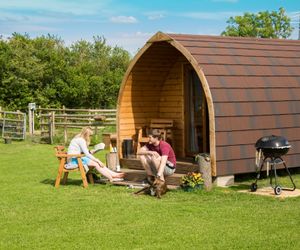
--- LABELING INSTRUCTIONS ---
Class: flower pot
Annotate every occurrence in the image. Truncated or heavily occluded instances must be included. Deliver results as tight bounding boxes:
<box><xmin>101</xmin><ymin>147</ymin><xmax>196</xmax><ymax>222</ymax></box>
<box><xmin>181</xmin><ymin>184</ymin><xmax>203</xmax><ymax>192</ymax></box>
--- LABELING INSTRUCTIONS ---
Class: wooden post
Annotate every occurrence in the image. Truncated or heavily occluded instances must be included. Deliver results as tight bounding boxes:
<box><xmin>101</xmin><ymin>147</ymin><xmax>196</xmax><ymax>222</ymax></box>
<box><xmin>196</xmin><ymin>153</ymin><xmax>212</xmax><ymax>191</ymax></box>
<box><xmin>51</xmin><ymin>111</ymin><xmax>55</xmax><ymax>138</ymax></box>
<box><xmin>0</xmin><ymin>107</ymin><xmax>2</xmax><ymax>138</ymax></box>
<box><xmin>49</xmin><ymin>113</ymin><xmax>52</xmax><ymax>144</ymax></box>
<box><xmin>32</xmin><ymin>108</ymin><xmax>34</xmax><ymax>135</ymax></box>
<box><xmin>2</xmin><ymin>112</ymin><xmax>6</xmax><ymax>138</ymax></box>
<box><xmin>23</xmin><ymin>112</ymin><xmax>26</xmax><ymax>139</ymax></box>
<box><xmin>28</xmin><ymin>105</ymin><xmax>32</xmax><ymax>135</ymax></box>
<box><xmin>63</xmin><ymin>105</ymin><xmax>67</xmax><ymax>144</ymax></box>
<box><xmin>49</xmin><ymin>111</ymin><xmax>55</xmax><ymax>144</ymax></box>
<box><xmin>89</xmin><ymin>110</ymin><xmax>91</xmax><ymax>126</ymax></box>
<box><xmin>38</xmin><ymin>105</ymin><xmax>42</xmax><ymax>135</ymax></box>
<box><xmin>94</xmin><ymin>125</ymin><xmax>98</xmax><ymax>142</ymax></box>
<box><xmin>28</xmin><ymin>103</ymin><xmax>36</xmax><ymax>136</ymax></box>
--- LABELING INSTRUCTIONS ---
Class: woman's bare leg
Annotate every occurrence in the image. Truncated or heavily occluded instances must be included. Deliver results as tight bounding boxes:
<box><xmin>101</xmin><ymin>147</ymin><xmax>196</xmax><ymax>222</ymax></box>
<box><xmin>105</xmin><ymin>168</ymin><xmax>125</xmax><ymax>178</ymax></box>
<box><xmin>88</xmin><ymin>160</ymin><xmax>113</xmax><ymax>181</ymax></box>
<box><xmin>88</xmin><ymin>160</ymin><xmax>124</xmax><ymax>181</ymax></box>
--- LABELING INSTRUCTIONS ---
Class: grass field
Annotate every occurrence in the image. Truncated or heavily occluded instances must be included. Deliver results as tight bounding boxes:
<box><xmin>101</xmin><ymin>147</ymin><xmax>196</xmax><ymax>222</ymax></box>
<box><xmin>1</xmin><ymin>140</ymin><xmax>300</xmax><ymax>250</ymax></box>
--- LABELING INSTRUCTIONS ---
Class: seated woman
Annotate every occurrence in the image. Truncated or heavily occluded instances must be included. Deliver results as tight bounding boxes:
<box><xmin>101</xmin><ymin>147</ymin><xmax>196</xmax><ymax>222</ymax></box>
<box><xmin>67</xmin><ymin>126</ymin><xmax>124</xmax><ymax>182</ymax></box>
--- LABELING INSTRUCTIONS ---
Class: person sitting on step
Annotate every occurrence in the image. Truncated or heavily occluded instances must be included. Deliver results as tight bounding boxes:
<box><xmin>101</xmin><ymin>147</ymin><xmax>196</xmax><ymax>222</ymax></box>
<box><xmin>137</xmin><ymin>128</ymin><xmax>176</xmax><ymax>182</ymax></box>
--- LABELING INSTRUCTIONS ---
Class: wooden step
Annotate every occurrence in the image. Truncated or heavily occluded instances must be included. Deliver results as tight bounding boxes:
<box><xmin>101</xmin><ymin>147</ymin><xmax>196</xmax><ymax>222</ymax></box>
<box><xmin>120</xmin><ymin>157</ymin><xmax>199</xmax><ymax>174</ymax></box>
<box><xmin>121</xmin><ymin>168</ymin><xmax>184</xmax><ymax>186</ymax></box>
<box><xmin>122</xmin><ymin>168</ymin><xmax>147</xmax><ymax>182</ymax></box>
<box><xmin>110</xmin><ymin>180</ymin><xmax>179</xmax><ymax>190</ymax></box>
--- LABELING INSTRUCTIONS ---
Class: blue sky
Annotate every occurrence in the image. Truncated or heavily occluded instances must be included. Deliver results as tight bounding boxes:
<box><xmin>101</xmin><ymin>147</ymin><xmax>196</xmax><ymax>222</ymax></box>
<box><xmin>0</xmin><ymin>0</ymin><xmax>299</xmax><ymax>55</ymax></box>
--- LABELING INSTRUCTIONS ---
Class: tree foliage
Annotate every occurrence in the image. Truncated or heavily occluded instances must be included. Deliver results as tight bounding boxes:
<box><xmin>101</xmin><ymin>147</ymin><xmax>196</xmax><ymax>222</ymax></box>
<box><xmin>221</xmin><ymin>7</ymin><xmax>293</xmax><ymax>39</ymax></box>
<box><xmin>0</xmin><ymin>33</ymin><xmax>131</xmax><ymax>110</ymax></box>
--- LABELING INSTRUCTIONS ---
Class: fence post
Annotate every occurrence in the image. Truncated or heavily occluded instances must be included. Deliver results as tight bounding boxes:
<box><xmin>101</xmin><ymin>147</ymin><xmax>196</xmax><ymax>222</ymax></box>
<box><xmin>2</xmin><ymin>112</ymin><xmax>5</xmax><ymax>138</ymax></box>
<box><xmin>63</xmin><ymin>105</ymin><xmax>67</xmax><ymax>144</ymax></box>
<box><xmin>94</xmin><ymin>111</ymin><xmax>98</xmax><ymax>142</ymax></box>
<box><xmin>23</xmin><ymin>112</ymin><xmax>26</xmax><ymax>139</ymax></box>
<box><xmin>89</xmin><ymin>109</ymin><xmax>92</xmax><ymax>126</ymax></box>
<box><xmin>28</xmin><ymin>106</ymin><xmax>32</xmax><ymax>135</ymax></box>
<box><xmin>28</xmin><ymin>103</ymin><xmax>36</xmax><ymax>136</ymax></box>
<box><xmin>0</xmin><ymin>107</ymin><xmax>2</xmax><ymax>138</ymax></box>
<box><xmin>49</xmin><ymin>111</ymin><xmax>55</xmax><ymax>144</ymax></box>
<box><xmin>48</xmin><ymin>118</ymin><xmax>52</xmax><ymax>144</ymax></box>
<box><xmin>39</xmin><ymin>106</ymin><xmax>44</xmax><ymax>137</ymax></box>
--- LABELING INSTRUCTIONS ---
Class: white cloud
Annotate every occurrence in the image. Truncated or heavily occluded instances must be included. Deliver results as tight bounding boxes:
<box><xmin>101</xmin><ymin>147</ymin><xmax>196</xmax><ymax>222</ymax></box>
<box><xmin>0</xmin><ymin>0</ymin><xmax>111</xmax><ymax>16</ymax></box>
<box><xmin>0</xmin><ymin>10</ymin><xmax>70</xmax><ymax>24</ymax></box>
<box><xmin>18</xmin><ymin>24</ymin><xmax>61</xmax><ymax>32</ymax></box>
<box><xmin>180</xmin><ymin>11</ymin><xmax>242</xmax><ymax>20</ymax></box>
<box><xmin>0</xmin><ymin>22</ymin><xmax>61</xmax><ymax>35</ymax></box>
<box><xmin>122</xmin><ymin>31</ymin><xmax>153</xmax><ymax>38</ymax></box>
<box><xmin>110</xmin><ymin>16</ymin><xmax>138</xmax><ymax>23</ymax></box>
<box><xmin>145</xmin><ymin>11</ymin><xmax>166</xmax><ymax>20</ymax></box>
<box><xmin>107</xmin><ymin>31</ymin><xmax>153</xmax><ymax>55</ymax></box>
<box><xmin>288</xmin><ymin>11</ymin><xmax>300</xmax><ymax>20</ymax></box>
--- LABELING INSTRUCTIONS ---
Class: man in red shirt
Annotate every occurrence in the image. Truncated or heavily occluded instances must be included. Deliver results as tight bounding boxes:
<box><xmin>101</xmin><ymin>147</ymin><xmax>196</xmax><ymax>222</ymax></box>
<box><xmin>137</xmin><ymin>129</ymin><xmax>176</xmax><ymax>182</ymax></box>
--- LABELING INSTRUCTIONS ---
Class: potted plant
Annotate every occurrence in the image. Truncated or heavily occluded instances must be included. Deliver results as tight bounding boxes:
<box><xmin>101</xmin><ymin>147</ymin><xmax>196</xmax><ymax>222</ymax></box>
<box><xmin>181</xmin><ymin>172</ymin><xmax>204</xmax><ymax>192</ymax></box>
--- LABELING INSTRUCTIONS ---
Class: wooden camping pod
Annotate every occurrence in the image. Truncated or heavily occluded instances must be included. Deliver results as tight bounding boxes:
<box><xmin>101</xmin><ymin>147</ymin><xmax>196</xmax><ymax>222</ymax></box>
<box><xmin>117</xmin><ymin>32</ymin><xmax>300</xmax><ymax>176</ymax></box>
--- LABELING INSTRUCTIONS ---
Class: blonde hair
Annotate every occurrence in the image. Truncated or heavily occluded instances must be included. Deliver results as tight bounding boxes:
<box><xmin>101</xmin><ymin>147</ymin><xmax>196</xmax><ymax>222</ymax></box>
<box><xmin>76</xmin><ymin>126</ymin><xmax>93</xmax><ymax>145</ymax></box>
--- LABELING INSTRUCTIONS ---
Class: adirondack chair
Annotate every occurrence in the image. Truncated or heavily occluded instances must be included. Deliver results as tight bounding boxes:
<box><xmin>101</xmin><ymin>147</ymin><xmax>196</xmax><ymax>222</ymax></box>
<box><xmin>54</xmin><ymin>146</ymin><xmax>94</xmax><ymax>188</ymax></box>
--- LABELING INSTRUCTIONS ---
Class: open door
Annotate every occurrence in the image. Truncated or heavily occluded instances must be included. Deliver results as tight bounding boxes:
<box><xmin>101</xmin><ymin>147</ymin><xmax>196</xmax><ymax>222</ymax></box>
<box><xmin>184</xmin><ymin>65</ymin><xmax>208</xmax><ymax>156</ymax></box>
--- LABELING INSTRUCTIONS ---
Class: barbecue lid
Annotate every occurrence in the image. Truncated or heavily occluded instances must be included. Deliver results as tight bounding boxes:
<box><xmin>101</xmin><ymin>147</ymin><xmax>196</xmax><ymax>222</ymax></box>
<box><xmin>255</xmin><ymin>135</ymin><xmax>291</xmax><ymax>149</ymax></box>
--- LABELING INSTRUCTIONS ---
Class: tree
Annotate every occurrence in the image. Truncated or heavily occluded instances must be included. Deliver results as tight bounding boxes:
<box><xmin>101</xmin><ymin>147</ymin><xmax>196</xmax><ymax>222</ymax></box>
<box><xmin>0</xmin><ymin>33</ymin><xmax>131</xmax><ymax>110</ymax></box>
<box><xmin>221</xmin><ymin>7</ymin><xmax>293</xmax><ymax>39</ymax></box>
<box><xmin>0</xmin><ymin>33</ymin><xmax>44</xmax><ymax>110</ymax></box>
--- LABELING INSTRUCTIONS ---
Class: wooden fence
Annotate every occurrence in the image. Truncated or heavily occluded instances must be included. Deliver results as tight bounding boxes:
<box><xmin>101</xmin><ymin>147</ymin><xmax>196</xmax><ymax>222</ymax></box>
<box><xmin>0</xmin><ymin>109</ymin><xmax>26</xmax><ymax>140</ymax></box>
<box><xmin>36</xmin><ymin>107</ymin><xmax>116</xmax><ymax>144</ymax></box>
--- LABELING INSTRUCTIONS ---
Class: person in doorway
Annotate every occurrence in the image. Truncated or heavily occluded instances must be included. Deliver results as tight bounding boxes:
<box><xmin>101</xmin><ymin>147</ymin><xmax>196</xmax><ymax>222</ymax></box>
<box><xmin>67</xmin><ymin>126</ymin><xmax>124</xmax><ymax>182</ymax></box>
<box><xmin>137</xmin><ymin>129</ymin><xmax>176</xmax><ymax>182</ymax></box>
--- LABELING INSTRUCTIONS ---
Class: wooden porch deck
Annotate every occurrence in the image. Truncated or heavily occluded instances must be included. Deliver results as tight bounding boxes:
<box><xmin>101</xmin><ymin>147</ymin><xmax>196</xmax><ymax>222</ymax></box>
<box><xmin>118</xmin><ymin>157</ymin><xmax>199</xmax><ymax>187</ymax></box>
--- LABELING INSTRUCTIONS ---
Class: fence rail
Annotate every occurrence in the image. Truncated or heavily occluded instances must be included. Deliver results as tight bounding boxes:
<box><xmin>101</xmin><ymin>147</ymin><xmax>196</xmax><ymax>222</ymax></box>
<box><xmin>35</xmin><ymin>106</ymin><xmax>116</xmax><ymax>144</ymax></box>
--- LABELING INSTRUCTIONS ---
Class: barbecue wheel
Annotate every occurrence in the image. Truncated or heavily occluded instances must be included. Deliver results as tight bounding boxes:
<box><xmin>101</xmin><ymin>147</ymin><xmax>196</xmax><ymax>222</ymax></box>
<box><xmin>274</xmin><ymin>185</ymin><xmax>282</xmax><ymax>195</ymax></box>
<box><xmin>250</xmin><ymin>183</ymin><xmax>257</xmax><ymax>192</ymax></box>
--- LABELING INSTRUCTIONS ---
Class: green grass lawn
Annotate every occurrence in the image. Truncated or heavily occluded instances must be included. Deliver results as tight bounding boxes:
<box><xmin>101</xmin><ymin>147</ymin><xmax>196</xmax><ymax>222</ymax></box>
<box><xmin>1</xmin><ymin>140</ymin><xmax>300</xmax><ymax>250</ymax></box>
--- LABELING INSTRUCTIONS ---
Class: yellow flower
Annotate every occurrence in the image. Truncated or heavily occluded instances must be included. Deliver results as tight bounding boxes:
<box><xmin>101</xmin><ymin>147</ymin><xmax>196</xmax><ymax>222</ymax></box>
<box><xmin>181</xmin><ymin>172</ymin><xmax>204</xmax><ymax>188</ymax></box>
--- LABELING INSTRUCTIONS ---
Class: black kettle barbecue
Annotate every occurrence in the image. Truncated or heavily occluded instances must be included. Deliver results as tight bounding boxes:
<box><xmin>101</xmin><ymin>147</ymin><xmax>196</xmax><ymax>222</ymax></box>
<box><xmin>251</xmin><ymin>135</ymin><xmax>296</xmax><ymax>195</ymax></box>
<box><xmin>255</xmin><ymin>135</ymin><xmax>291</xmax><ymax>158</ymax></box>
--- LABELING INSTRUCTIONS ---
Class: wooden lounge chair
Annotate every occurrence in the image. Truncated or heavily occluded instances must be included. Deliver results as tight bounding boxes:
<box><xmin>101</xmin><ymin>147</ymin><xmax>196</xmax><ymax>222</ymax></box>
<box><xmin>136</xmin><ymin>118</ymin><xmax>174</xmax><ymax>152</ymax></box>
<box><xmin>54</xmin><ymin>146</ymin><xmax>94</xmax><ymax>188</ymax></box>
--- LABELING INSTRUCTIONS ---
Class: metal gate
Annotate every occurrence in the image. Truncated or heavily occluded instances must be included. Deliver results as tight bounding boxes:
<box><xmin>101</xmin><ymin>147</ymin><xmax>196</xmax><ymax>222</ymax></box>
<box><xmin>0</xmin><ymin>110</ymin><xmax>26</xmax><ymax>140</ymax></box>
